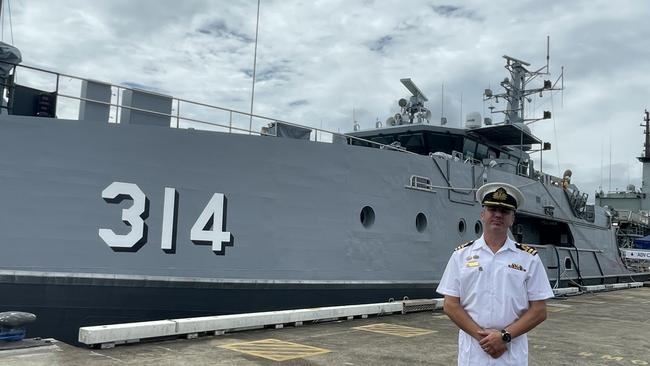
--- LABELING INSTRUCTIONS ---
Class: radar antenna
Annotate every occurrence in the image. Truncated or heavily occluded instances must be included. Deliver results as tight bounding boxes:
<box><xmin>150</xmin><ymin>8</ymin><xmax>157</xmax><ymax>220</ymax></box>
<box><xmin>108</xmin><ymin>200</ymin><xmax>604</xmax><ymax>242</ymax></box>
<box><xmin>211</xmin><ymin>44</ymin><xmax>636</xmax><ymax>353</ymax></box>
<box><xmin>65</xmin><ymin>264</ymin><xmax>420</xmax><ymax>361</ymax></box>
<box><xmin>483</xmin><ymin>36</ymin><xmax>563</xmax><ymax>125</ymax></box>
<box><xmin>396</xmin><ymin>78</ymin><xmax>432</xmax><ymax>124</ymax></box>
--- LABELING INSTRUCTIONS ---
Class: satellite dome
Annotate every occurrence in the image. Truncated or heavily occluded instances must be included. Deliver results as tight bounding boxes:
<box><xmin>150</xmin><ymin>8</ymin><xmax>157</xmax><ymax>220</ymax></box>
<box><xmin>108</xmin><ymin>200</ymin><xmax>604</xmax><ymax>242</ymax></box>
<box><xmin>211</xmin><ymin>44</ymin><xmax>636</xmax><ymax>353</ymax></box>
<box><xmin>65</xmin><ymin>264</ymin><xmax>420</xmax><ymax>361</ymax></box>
<box><xmin>465</xmin><ymin>112</ymin><xmax>482</xmax><ymax>129</ymax></box>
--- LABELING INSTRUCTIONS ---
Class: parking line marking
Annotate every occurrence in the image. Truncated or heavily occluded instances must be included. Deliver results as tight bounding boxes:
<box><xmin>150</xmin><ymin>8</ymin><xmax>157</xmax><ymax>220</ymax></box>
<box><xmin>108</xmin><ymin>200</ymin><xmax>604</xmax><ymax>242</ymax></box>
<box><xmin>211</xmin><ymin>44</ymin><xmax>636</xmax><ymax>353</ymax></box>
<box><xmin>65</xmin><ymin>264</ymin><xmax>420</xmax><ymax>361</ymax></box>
<box><xmin>219</xmin><ymin>339</ymin><xmax>330</xmax><ymax>361</ymax></box>
<box><xmin>353</xmin><ymin>323</ymin><xmax>435</xmax><ymax>337</ymax></box>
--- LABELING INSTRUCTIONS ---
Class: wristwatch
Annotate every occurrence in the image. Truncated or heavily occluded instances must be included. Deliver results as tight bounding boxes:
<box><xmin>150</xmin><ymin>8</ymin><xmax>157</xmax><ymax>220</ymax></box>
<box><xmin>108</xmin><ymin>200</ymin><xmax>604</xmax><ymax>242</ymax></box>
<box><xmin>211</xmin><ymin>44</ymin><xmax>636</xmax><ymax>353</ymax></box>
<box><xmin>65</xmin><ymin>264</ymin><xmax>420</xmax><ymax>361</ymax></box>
<box><xmin>501</xmin><ymin>329</ymin><xmax>512</xmax><ymax>343</ymax></box>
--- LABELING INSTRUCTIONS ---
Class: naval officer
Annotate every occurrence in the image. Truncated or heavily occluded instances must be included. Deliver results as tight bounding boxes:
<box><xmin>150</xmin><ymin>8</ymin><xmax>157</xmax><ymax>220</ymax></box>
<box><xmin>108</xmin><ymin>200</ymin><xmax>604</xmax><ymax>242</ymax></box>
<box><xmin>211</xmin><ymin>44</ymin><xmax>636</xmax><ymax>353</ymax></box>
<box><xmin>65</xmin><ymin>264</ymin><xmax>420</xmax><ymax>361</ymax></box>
<box><xmin>436</xmin><ymin>182</ymin><xmax>554</xmax><ymax>365</ymax></box>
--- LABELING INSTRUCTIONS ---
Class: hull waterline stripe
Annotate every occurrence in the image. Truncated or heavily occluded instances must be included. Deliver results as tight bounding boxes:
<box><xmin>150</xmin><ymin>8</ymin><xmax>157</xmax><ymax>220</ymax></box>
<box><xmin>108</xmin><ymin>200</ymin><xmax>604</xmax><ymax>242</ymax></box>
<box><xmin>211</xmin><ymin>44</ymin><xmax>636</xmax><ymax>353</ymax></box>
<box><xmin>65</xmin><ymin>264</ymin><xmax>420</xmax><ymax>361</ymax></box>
<box><xmin>0</xmin><ymin>269</ymin><xmax>436</xmax><ymax>287</ymax></box>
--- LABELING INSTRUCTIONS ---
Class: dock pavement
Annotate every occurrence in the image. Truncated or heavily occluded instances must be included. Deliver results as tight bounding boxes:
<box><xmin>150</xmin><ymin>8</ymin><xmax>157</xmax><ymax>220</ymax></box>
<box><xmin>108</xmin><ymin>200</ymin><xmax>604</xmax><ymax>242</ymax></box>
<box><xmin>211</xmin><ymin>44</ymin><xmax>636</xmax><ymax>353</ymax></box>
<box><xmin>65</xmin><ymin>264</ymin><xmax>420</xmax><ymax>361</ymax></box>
<box><xmin>1</xmin><ymin>286</ymin><xmax>649</xmax><ymax>365</ymax></box>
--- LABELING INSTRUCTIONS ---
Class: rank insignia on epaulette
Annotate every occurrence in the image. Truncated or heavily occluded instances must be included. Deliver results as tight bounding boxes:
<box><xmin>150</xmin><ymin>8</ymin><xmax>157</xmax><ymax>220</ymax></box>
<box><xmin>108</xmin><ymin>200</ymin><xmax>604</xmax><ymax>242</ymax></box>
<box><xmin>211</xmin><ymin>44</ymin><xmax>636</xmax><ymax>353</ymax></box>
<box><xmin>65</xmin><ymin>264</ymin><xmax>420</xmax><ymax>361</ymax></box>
<box><xmin>515</xmin><ymin>243</ymin><xmax>538</xmax><ymax>256</ymax></box>
<box><xmin>454</xmin><ymin>240</ymin><xmax>474</xmax><ymax>252</ymax></box>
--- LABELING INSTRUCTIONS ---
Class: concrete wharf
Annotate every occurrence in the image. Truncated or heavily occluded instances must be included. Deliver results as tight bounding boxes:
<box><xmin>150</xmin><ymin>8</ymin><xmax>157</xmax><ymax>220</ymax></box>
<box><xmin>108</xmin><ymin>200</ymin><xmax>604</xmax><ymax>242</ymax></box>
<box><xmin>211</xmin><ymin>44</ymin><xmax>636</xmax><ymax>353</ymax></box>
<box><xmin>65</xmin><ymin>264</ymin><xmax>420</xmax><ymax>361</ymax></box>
<box><xmin>1</xmin><ymin>286</ymin><xmax>649</xmax><ymax>365</ymax></box>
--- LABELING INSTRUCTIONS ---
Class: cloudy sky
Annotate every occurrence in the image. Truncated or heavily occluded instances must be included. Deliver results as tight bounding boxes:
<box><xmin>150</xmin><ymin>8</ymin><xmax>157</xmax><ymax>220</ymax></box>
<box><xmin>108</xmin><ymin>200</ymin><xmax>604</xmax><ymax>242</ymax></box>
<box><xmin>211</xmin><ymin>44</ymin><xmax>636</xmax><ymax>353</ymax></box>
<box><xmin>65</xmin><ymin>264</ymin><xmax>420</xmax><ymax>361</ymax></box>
<box><xmin>4</xmin><ymin>0</ymin><xmax>650</xmax><ymax>201</ymax></box>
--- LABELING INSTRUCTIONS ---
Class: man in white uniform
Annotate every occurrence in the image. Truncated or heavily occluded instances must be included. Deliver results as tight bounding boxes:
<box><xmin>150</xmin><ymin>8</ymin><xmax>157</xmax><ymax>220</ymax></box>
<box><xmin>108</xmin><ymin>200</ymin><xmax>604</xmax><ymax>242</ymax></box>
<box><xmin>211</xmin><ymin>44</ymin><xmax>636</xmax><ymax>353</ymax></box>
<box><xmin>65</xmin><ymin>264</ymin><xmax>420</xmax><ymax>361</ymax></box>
<box><xmin>437</xmin><ymin>182</ymin><xmax>554</xmax><ymax>366</ymax></box>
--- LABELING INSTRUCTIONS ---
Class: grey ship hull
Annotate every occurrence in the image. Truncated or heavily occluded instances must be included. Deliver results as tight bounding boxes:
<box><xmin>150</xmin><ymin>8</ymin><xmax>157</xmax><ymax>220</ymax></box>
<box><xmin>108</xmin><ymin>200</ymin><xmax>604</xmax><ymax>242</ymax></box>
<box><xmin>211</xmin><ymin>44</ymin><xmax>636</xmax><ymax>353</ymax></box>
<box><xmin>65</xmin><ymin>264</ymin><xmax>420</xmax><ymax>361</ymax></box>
<box><xmin>0</xmin><ymin>115</ymin><xmax>444</xmax><ymax>343</ymax></box>
<box><xmin>0</xmin><ymin>278</ymin><xmax>429</xmax><ymax>345</ymax></box>
<box><xmin>0</xmin><ymin>114</ymin><xmax>646</xmax><ymax>344</ymax></box>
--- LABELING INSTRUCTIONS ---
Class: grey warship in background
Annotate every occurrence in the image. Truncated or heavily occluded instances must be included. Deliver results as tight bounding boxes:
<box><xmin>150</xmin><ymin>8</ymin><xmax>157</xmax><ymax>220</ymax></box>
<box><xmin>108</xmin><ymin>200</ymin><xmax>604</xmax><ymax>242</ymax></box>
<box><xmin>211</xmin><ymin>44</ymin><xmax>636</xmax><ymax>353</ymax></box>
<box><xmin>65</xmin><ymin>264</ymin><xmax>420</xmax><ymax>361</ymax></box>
<box><xmin>595</xmin><ymin>110</ymin><xmax>650</xmax><ymax>271</ymax></box>
<box><xmin>1</xmin><ymin>38</ymin><xmax>649</xmax><ymax>345</ymax></box>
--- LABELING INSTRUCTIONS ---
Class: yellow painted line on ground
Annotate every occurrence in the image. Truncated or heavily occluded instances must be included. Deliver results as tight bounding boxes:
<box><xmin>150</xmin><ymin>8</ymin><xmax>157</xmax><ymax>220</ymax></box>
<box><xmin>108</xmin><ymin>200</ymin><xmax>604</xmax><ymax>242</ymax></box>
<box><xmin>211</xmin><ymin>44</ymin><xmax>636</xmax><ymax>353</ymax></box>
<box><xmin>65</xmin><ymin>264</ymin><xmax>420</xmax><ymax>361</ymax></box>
<box><xmin>547</xmin><ymin>303</ymin><xmax>572</xmax><ymax>313</ymax></box>
<box><xmin>564</xmin><ymin>299</ymin><xmax>606</xmax><ymax>305</ymax></box>
<box><xmin>547</xmin><ymin>302</ymin><xmax>572</xmax><ymax>308</ymax></box>
<box><xmin>353</xmin><ymin>323</ymin><xmax>435</xmax><ymax>337</ymax></box>
<box><xmin>219</xmin><ymin>338</ymin><xmax>330</xmax><ymax>362</ymax></box>
<box><xmin>546</xmin><ymin>307</ymin><xmax>565</xmax><ymax>313</ymax></box>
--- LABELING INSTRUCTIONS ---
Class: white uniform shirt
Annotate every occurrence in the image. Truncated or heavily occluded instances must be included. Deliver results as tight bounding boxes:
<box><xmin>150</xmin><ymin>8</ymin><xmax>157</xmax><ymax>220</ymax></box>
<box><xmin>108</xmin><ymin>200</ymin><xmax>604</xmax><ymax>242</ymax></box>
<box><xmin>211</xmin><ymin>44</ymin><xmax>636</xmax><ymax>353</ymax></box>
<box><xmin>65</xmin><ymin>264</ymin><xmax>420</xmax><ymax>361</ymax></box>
<box><xmin>436</xmin><ymin>235</ymin><xmax>554</xmax><ymax>366</ymax></box>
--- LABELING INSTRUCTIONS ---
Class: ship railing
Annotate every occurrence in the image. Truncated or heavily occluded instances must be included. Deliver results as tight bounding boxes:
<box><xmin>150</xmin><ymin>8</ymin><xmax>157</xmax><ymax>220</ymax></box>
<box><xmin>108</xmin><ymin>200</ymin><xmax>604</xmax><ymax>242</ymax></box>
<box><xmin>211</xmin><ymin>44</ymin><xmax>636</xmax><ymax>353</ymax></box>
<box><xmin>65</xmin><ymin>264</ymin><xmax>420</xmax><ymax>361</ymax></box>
<box><xmin>613</xmin><ymin>209</ymin><xmax>650</xmax><ymax>226</ymax></box>
<box><xmin>534</xmin><ymin>171</ymin><xmax>564</xmax><ymax>187</ymax></box>
<box><xmin>0</xmin><ymin>62</ymin><xmax>418</xmax><ymax>156</ymax></box>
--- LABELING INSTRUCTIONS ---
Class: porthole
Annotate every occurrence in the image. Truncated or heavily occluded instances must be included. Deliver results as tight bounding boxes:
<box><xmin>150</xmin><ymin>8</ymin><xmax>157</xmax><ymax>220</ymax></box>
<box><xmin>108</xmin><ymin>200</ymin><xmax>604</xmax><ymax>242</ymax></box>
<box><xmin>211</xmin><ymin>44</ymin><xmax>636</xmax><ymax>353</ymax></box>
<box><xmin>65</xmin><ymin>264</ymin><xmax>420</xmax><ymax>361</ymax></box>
<box><xmin>564</xmin><ymin>257</ymin><xmax>572</xmax><ymax>270</ymax></box>
<box><xmin>458</xmin><ymin>219</ymin><xmax>466</xmax><ymax>234</ymax></box>
<box><xmin>360</xmin><ymin>206</ymin><xmax>375</xmax><ymax>228</ymax></box>
<box><xmin>416</xmin><ymin>213</ymin><xmax>427</xmax><ymax>233</ymax></box>
<box><xmin>474</xmin><ymin>221</ymin><xmax>483</xmax><ymax>235</ymax></box>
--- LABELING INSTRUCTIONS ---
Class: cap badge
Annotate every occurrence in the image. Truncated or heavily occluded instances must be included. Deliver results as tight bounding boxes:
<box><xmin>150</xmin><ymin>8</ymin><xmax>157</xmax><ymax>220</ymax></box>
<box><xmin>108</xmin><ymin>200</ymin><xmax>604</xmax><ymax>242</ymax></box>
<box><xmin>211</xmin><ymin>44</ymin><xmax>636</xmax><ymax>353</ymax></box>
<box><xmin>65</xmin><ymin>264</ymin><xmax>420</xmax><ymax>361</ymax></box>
<box><xmin>492</xmin><ymin>187</ymin><xmax>507</xmax><ymax>201</ymax></box>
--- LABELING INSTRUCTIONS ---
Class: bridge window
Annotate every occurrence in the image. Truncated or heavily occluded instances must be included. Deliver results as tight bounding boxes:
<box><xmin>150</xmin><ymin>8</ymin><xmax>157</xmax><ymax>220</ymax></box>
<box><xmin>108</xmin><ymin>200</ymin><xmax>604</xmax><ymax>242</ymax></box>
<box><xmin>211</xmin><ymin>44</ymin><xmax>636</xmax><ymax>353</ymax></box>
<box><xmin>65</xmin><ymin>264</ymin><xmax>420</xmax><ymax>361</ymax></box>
<box><xmin>398</xmin><ymin>133</ymin><xmax>425</xmax><ymax>153</ymax></box>
<box><xmin>462</xmin><ymin>139</ymin><xmax>477</xmax><ymax>158</ymax></box>
<box><xmin>476</xmin><ymin>144</ymin><xmax>488</xmax><ymax>160</ymax></box>
<box><xmin>423</xmin><ymin>133</ymin><xmax>463</xmax><ymax>155</ymax></box>
<box><xmin>369</xmin><ymin>136</ymin><xmax>395</xmax><ymax>146</ymax></box>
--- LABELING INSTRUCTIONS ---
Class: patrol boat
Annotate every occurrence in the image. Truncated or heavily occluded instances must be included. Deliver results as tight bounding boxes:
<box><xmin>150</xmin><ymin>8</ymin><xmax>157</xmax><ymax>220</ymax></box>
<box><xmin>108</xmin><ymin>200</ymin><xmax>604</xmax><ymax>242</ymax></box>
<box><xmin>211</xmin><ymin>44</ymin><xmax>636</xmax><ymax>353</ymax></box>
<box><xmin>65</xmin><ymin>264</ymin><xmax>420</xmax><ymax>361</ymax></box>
<box><xmin>0</xmin><ymin>38</ymin><xmax>648</xmax><ymax>345</ymax></box>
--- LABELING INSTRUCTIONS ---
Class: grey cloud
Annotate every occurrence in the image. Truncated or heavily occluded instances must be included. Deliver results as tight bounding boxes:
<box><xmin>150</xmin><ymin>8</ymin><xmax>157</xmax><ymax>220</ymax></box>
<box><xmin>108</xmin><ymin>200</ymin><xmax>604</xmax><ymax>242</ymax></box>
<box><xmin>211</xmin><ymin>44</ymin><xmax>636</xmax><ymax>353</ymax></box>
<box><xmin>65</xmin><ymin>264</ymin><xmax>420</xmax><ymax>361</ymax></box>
<box><xmin>241</xmin><ymin>62</ymin><xmax>293</xmax><ymax>82</ymax></box>
<box><xmin>197</xmin><ymin>20</ymin><xmax>254</xmax><ymax>43</ymax></box>
<box><xmin>369</xmin><ymin>35</ymin><xmax>393</xmax><ymax>52</ymax></box>
<box><xmin>432</xmin><ymin>5</ymin><xmax>460</xmax><ymax>15</ymax></box>
<box><xmin>431</xmin><ymin>5</ymin><xmax>481</xmax><ymax>20</ymax></box>
<box><xmin>241</xmin><ymin>68</ymin><xmax>286</xmax><ymax>82</ymax></box>
<box><xmin>289</xmin><ymin>100</ymin><xmax>309</xmax><ymax>107</ymax></box>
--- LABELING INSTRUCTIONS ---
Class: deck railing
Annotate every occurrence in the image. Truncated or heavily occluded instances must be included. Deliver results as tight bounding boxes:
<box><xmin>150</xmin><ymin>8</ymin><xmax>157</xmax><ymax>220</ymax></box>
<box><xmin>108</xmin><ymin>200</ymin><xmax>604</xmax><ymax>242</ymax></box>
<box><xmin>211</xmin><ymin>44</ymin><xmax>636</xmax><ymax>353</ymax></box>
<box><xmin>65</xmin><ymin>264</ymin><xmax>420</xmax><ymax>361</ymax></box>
<box><xmin>614</xmin><ymin>209</ymin><xmax>650</xmax><ymax>226</ymax></box>
<box><xmin>2</xmin><ymin>62</ymin><xmax>415</xmax><ymax>155</ymax></box>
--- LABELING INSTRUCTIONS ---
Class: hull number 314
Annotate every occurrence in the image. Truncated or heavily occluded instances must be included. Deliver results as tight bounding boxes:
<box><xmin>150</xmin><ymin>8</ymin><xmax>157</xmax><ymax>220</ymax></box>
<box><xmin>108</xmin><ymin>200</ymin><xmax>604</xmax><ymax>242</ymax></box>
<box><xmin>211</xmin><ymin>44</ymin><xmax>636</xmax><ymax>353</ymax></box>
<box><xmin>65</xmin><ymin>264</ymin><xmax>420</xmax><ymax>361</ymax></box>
<box><xmin>98</xmin><ymin>182</ymin><xmax>231</xmax><ymax>253</ymax></box>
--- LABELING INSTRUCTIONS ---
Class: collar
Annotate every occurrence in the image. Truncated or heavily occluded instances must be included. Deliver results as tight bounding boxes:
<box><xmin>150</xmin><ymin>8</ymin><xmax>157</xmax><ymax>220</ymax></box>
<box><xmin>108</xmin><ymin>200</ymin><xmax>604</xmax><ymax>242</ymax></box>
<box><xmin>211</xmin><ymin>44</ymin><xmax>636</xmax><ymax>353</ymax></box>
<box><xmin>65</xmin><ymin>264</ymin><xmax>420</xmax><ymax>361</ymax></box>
<box><xmin>475</xmin><ymin>235</ymin><xmax>517</xmax><ymax>254</ymax></box>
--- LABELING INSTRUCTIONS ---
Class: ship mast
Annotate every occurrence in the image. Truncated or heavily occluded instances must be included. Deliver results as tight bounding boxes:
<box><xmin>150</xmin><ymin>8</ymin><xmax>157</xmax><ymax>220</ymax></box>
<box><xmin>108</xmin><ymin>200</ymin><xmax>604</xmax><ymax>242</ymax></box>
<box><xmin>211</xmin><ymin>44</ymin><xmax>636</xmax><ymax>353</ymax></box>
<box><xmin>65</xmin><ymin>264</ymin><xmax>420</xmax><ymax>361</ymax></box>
<box><xmin>483</xmin><ymin>38</ymin><xmax>562</xmax><ymax>125</ymax></box>
<box><xmin>638</xmin><ymin>110</ymin><xmax>650</xmax><ymax>163</ymax></box>
<box><xmin>638</xmin><ymin>110</ymin><xmax>650</xmax><ymax>211</ymax></box>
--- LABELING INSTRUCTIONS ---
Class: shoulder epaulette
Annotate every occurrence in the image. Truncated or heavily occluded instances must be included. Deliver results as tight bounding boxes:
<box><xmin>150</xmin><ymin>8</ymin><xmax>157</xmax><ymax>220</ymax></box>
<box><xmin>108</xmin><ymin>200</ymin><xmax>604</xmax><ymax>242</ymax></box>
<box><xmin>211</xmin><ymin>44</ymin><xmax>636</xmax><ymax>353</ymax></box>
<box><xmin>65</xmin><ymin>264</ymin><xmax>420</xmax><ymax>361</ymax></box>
<box><xmin>515</xmin><ymin>243</ymin><xmax>538</xmax><ymax>256</ymax></box>
<box><xmin>454</xmin><ymin>240</ymin><xmax>474</xmax><ymax>252</ymax></box>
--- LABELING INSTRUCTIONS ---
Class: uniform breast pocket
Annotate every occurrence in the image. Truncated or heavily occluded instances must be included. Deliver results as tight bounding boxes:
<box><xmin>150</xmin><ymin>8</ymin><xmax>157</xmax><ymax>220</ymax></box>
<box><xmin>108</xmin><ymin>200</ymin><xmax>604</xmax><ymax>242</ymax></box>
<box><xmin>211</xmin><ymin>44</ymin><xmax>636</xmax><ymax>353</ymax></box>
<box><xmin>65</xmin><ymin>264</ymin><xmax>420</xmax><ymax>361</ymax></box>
<box><xmin>460</xmin><ymin>266</ymin><xmax>481</xmax><ymax>282</ymax></box>
<box><xmin>459</xmin><ymin>266</ymin><xmax>484</xmax><ymax>297</ymax></box>
<box><xmin>504</xmin><ymin>267</ymin><xmax>528</xmax><ymax>296</ymax></box>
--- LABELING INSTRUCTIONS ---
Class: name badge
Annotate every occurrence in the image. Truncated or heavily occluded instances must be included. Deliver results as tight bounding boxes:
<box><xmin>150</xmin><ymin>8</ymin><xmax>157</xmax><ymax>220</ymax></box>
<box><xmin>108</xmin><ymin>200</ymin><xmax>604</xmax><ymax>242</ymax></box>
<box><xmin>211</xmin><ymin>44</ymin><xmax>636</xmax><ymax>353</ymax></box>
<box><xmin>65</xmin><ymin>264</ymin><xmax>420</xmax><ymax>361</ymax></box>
<box><xmin>466</xmin><ymin>261</ymin><xmax>480</xmax><ymax>267</ymax></box>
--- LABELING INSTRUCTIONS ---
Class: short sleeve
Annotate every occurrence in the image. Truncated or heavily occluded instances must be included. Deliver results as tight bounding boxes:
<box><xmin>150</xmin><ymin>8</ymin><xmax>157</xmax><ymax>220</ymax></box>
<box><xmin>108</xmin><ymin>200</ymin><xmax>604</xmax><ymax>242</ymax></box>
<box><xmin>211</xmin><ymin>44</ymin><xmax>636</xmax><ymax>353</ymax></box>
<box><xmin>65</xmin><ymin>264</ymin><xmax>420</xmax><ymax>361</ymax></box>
<box><xmin>526</xmin><ymin>255</ymin><xmax>554</xmax><ymax>301</ymax></box>
<box><xmin>436</xmin><ymin>252</ymin><xmax>461</xmax><ymax>297</ymax></box>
